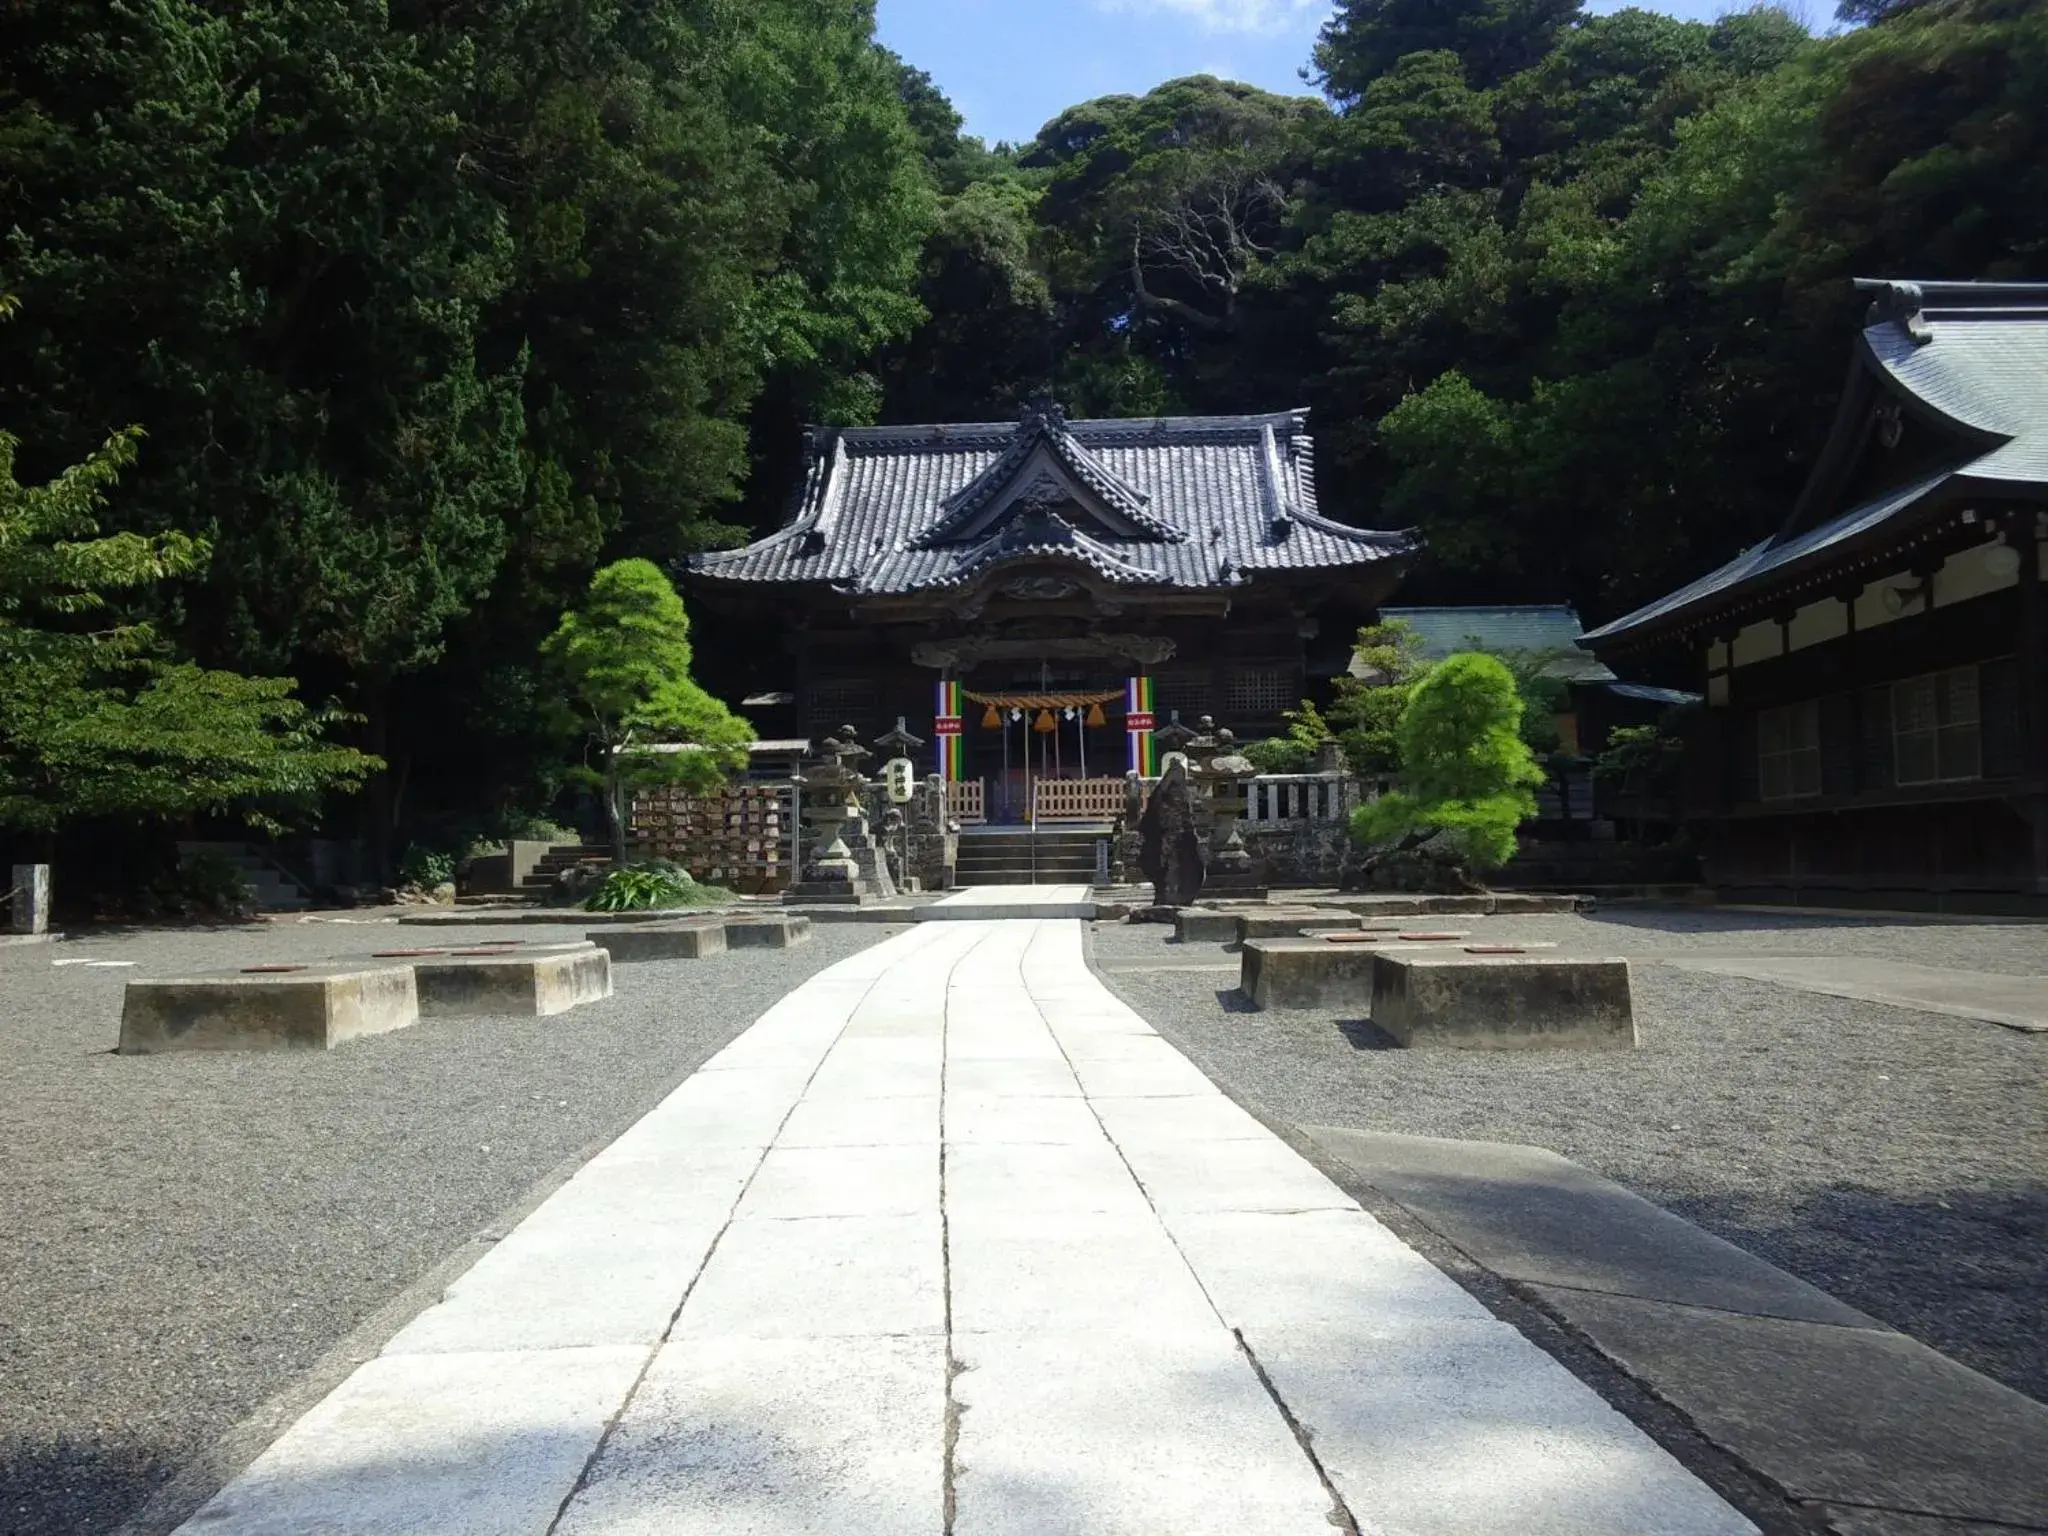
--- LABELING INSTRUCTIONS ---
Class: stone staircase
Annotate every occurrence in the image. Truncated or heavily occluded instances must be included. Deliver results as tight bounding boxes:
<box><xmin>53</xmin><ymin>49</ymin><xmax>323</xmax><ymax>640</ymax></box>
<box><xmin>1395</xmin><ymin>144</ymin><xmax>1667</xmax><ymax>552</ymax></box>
<box><xmin>175</xmin><ymin>841</ymin><xmax>315</xmax><ymax>912</ymax></box>
<box><xmin>515</xmin><ymin>844</ymin><xmax>616</xmax><ymax>900</ymax></box>
<box><xmin>954</xmin><ymin>826</ymin><xmax>1111</xmax><ymax>888</ymax></box>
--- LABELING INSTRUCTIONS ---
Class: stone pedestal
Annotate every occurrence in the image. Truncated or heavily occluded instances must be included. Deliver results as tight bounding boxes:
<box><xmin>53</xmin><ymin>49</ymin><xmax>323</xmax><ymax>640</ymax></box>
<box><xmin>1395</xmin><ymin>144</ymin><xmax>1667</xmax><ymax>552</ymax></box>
<box><xmin>1373</xmin><ymin>954</ymin><xmax>1636</xmax><ymax>1049</ymax></box>
<box><xmin>1235</xmin><ymin>909</ymin><xmax>1365</xmax><ymax>942</ymax></box>
<box><xmin>1172</xmin><ymin>908</ymin><xmax>1239</xmax><ymax>943</ymax></box>
<box><xmin>120</xmin><ymin>964</ymin><xmax>419</xmax><ymax>1052</ymax></box>
<box><xmin>414</xmin><ymin>945</ymin><xmax>613</xmax><ymax>1017</ymax></box>
<box><xmin>594</xmin><ymin>922</ymin><xmax>727</xmax><ymax>962</ymax></box>
<box><xmin>1239</xmin><ymin>937</ymin><xmax>1383</xmax><ymax>1010</ymax></box>
<box><xmin>725</xmin><ymin>913</ymin><xmax>814</xmax><ymax>949</ymax></box>
<box><xmin>10</xmin><ymin>864</ymin><xmax>50</xmax><ymax>935</ymax></box>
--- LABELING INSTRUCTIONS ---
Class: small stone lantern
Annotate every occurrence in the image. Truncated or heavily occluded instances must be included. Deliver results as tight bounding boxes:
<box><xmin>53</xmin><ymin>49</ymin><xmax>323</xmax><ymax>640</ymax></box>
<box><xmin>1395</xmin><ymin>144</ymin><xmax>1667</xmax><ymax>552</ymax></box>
<box><xmin>1187</xmin><ymin>715</ymin><xmax>1258</xmax><ymax>879</ymax></box>
<box><xmin>787</xmin><ymin>725</ymin><xmax>875</xmax><ymax>902</ymax></box>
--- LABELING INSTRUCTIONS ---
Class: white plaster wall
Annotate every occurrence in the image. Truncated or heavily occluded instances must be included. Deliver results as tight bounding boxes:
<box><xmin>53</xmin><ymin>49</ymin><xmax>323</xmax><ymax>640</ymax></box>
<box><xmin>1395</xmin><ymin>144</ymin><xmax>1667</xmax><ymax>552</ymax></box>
<box><xmin>1786</xmin><ymin>599</ymin><xmax>1850</xmax><ymax>652</ymax></box>
<box><xmin>1933</xmin><ymin>541</ymin><xmax>2022</xmax><ymax>608</ymax></box>
<box><xmin>1707</xmin><ymin>674</ymin><xmax>1730</xmax><ymax>707</ymax></box>
<box><xmin>1729</xmin><ymin>619</ymin><xmax>1783</xmax><ymax>668</ymax></box>
<box><xmin>1704</xmin><ymin>640</ymin><xmax>1729</xmax><ymax>673</ymax></box>
<box><xmin>1853</xmin><ymin>569</ymin><xmax>1926</xmax><ymax>630</ymax></box>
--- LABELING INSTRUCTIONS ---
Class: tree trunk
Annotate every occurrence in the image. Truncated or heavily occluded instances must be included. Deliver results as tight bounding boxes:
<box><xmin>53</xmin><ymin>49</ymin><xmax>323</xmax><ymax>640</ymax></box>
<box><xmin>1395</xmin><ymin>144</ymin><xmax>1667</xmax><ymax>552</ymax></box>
<box><xmin>605</xmin><ymin>764</ymin><xmax>627</xmax><ymax>867</ymax></box>
<box><xmin>361</xmin><ymin>672</ymin><xmax>394</xmax><ymax>884</ymax></box>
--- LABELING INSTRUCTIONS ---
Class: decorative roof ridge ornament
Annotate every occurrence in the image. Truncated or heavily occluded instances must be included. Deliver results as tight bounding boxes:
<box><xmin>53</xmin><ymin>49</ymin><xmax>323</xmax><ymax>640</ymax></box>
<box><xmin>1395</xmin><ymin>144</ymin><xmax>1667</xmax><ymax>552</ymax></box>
<box><xmin>912</xmin><ymin>396</ymin><xmax>1180</xmax><ymax>549</ymax></box>
<box><xmin>1260</xmin><ymin>421</ymin><xmax>1296</xmax><ymax>539</ymax></box>
<box><xmin>1856</xmin><ymin>277</ymin><xmax>1933</xmax><ymax>346</ymax></box>
<box><xmin>940</xmin><ymin>504</ymin><xmax>1165</xmax><ymax>587</ymax></box>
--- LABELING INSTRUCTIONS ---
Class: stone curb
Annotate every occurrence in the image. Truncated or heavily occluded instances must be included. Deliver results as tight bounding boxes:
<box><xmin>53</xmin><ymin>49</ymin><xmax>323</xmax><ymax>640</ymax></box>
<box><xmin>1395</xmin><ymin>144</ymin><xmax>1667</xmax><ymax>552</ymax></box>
<box><xmin>1285</xmin><ymin>1126</ymin><xmax>2048</xmax><ymax>1536</ymax></box>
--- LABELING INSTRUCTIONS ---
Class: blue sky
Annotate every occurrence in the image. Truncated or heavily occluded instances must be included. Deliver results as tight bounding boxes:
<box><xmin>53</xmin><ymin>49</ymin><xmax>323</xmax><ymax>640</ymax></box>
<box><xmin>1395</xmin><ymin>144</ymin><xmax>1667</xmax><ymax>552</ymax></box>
<box><xmin>877</xmin><ymin>0</ymin><xmax>1765</xmax><ymax>146</ymax></box>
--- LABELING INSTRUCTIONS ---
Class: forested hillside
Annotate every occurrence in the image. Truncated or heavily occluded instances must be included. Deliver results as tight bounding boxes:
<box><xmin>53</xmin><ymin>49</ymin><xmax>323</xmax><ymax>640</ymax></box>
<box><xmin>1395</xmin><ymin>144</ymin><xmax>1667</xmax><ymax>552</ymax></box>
<box><xmin>2</xmin><ymin>0</ymin><xmax>2042</xmax><ymax>879</ymax></box>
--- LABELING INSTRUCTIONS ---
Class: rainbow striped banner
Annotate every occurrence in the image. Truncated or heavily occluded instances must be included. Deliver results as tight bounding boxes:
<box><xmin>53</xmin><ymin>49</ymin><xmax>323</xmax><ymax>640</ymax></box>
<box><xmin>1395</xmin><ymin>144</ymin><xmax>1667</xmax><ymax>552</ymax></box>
<box><xmin>1126</xmin><ymin>676</ymin><xmax>1156</xmax><ymax>776</ymax></box>
<box><xmin>934</xmin><ymin>679</ymin><xmax>964</xmax><ymax>781</ymax></box>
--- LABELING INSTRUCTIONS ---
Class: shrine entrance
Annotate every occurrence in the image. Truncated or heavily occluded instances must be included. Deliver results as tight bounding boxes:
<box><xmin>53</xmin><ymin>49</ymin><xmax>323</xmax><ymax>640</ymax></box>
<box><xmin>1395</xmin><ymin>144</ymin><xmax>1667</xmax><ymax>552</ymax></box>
<box><xmin>959</xmin><ymin>671</ymin><xmax>1130</xmax><ymax>825</ymax></box>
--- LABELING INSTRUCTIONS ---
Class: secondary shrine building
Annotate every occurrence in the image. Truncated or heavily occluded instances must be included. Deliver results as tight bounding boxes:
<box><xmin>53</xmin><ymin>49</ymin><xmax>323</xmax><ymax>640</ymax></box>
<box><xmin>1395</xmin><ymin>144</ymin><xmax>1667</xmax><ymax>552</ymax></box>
<box><xmin>1581</xmin><ymin>279</ymin><xmax>2048</xmax><ymax>912</ymax></box>
<box><xmin>687</xmin><ymin>401</ymin><xmax>1414</xmax><ymax>824</ymax></box>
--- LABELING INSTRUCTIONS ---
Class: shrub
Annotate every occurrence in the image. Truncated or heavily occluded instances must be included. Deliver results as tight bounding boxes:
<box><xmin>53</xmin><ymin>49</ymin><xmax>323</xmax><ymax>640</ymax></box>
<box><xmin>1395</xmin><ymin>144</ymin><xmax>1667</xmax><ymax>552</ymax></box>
<box><xmin>156</xmin><ymin>852</ymin><xmax>254</xmax><ymax>918</ymax></box>
<box><xmin>397</xmin><ymin>845</ymin><xmax>456</xmax><ymax>891</ymax></box>
<box><xmin>1243</xmin><ymin>736</ymin><xmax>1315</xmax><ymax>774</ymax></box>
<box><xmin>1350</xmin><ymin>652</ymin><xmax>1546</xmax><ymax>872</ymax></box>
<box><xmin>583</xmin><ymin>862</ymin><xmax>734</xmax><ymax>912</ymax></box>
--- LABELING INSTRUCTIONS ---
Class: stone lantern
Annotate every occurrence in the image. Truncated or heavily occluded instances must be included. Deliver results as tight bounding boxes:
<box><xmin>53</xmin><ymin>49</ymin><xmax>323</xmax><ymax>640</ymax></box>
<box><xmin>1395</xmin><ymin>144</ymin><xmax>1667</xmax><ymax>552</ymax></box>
<box><xmin>1186</xmin><ymin>715</ymin><xmax>1258</xmax><ymax>882</ymax></box>
<box><xmin>786</xmin><ymin>725</ymin><xmax>892</xmax><ymax>903</ymax></box>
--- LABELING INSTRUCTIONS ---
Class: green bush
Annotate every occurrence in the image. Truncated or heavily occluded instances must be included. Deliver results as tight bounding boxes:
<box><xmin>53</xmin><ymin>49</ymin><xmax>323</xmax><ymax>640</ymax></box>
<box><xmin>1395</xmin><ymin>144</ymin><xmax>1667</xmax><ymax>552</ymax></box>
<box><xmin>1350</xmin><ymin>653</ymin><xmax>1546</xmax><ymax>872</ymax></box>
<box><xmin>1242</xmin><ymin>736</ymin><xmax>1315</xmax><ymax>774</ymax></box>
<box><xmin>157</xmin><ymin>852</ymin><xmax>254</xmax><ymax>918</ymax></box>
<box><xmin>583</xmin><ymin>861</ymin><xmax>734</xmax><ymax>912</ymax></box>
<box><xmin>397</xmin><ymin>845</ymin><xmax>456</xmax><ymax>890</ymax></box>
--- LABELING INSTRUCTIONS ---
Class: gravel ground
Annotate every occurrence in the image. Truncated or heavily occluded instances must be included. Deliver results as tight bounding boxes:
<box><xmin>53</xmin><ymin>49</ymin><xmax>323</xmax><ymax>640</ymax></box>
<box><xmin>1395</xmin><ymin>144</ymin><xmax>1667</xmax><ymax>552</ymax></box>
<box><xmin>1092</xmin><ymin>906</ymin><xmax>2048</xmax><ymax>1404</ymax></box>
<box><xmin>0</xmin><ymin>912</ymin><xmax>892</xmax><ymax>1536</ymax></box>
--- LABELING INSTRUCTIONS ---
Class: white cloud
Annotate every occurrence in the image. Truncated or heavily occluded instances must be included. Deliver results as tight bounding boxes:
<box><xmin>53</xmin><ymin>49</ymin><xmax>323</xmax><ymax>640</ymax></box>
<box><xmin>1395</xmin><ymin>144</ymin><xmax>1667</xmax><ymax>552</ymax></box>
<box><xmin>1094</xmin><ymin>0</ymin><xmax>1326</xmax><ymax>37</ymax></box>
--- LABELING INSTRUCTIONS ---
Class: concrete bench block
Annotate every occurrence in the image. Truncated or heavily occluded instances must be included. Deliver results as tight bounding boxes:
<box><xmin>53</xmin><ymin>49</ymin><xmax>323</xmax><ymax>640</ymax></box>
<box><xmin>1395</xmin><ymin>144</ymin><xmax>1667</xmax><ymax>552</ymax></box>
<box><xmin>1239</xmin><ymin>938</ymin><xmax>1381</xmax><ymax>1011</ymax></box>
<box><xmin>119</xmin><ymin>965</ymin><xmax>419</xmax><ymax>1053</ymax></box>
<box><xmin>724</xmin><ymin>914</ymin><xmax>814</xmax><ymax>950</ymax></box>
<box><xmin>592</xmin><ymin>922</ymin><xmax>728</xmax><ymax>962</ymax></box>
<box><xmin>1173</xmin><ymin>909</ymin><xmax>1239</xmax><ymax>943</ymax></box>
<box><xmin>1373</xmin><ymin>954</ymin><xmax>1636</xmax><ymax>1050</ymax></box>
<box><xmin>1236</xmin><ymin>909</ymin><xmax>1364</xmax><ymax>942</ymax></box>
<box><xmin>414</xmin><ymin>945</ymin><xmax>612</xmax><ymax>1017</ymax></box>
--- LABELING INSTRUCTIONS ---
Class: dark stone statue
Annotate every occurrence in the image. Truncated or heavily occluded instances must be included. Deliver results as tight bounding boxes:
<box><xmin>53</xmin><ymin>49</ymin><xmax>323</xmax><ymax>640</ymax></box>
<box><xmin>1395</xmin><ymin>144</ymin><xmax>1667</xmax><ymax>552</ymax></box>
<box><xmin>1137</xmin><ymin>758</ymin><xmax>1206</xmax><ymax>909</ymax></box>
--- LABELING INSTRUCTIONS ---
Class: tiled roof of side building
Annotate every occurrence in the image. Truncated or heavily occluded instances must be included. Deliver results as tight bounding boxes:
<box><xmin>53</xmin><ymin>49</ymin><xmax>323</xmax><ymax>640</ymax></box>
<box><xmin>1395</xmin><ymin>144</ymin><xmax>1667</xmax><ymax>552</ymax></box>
<box><xmin>687</xmin><ymin>405</ymin><xmax>1414</xmax><ymax>596</ymax></box>
<box><xmin>1581</xmin><ymin>279</ymin><xmax>2048</xmax><ymax>649</ymax></box>
<box><xmin>1378</xmin><ymin>605</ymin><xmax>1616</xmax><ymax>680</ymax></box>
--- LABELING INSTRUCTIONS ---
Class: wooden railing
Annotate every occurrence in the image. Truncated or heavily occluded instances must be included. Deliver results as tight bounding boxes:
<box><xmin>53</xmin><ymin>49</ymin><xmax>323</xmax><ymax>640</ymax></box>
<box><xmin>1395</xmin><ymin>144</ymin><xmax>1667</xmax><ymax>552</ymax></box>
<box><xmin>948</xmin><ymin>780</ymin><xmax>986</xmax><ymax>825</ymax></box>
<box><xmin>1032</xmin><ymin>777</ymin><xmax>1128</xmax><ymax>823</ymax></box>
<box><xmin>631</xmin><ymin>782</ymin><xmax>797</xmax><ymax>894</ymax></box>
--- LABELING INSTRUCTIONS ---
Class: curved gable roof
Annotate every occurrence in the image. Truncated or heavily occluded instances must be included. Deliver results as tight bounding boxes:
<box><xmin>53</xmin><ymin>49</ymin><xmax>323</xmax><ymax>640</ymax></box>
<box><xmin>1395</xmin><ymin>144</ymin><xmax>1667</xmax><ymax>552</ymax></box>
<box><xmin>688</xmin><ymin>405</ymin><xmax>1414</xmax><ymax>597</ymax></box>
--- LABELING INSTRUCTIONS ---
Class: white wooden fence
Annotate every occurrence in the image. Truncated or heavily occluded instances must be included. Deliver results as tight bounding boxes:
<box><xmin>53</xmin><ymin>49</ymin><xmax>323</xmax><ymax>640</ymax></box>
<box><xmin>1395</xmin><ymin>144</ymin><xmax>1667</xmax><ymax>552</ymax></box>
<box><xmin>1032</xmin><ymin>777</ymin><xmax>1128</xmax><ymax>823</ymax></box>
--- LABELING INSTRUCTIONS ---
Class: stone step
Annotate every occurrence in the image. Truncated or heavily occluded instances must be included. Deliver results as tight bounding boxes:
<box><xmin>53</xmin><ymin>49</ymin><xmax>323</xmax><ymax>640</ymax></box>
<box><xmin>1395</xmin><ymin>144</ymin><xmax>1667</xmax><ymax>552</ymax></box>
<box><xmin>175</xmin><ymin>841</ymin><xmax>314</xmax><ymax>911</ymax></box>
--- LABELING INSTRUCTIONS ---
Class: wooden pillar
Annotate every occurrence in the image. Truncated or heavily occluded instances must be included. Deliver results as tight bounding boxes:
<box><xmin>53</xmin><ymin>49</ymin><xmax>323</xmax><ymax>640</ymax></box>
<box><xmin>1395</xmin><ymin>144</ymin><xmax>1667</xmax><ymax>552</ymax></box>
<box><xmin>2017</xmin><ymin>518</ymin><xmax>2048</xmax><ymax>893</ymax></box>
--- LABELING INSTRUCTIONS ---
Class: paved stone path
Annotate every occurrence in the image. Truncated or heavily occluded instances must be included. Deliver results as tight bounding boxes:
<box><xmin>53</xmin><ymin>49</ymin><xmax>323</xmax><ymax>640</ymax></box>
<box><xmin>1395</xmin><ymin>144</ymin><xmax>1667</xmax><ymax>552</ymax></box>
<box><xmin>921</xmin><ymin>884</ymin><xmax>1097</xmax><ymax>919</ymax></box>
<box><xmin>178</xmin><ymin>920</ymin><xmax>1756</xmax><ymax>1535</ymax></box>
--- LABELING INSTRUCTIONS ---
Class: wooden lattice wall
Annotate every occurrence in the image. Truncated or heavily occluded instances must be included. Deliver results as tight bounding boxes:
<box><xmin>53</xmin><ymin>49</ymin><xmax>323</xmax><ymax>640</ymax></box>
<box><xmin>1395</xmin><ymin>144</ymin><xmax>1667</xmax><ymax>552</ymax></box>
<box><xmin>631</xmin><ymin>783</ymin><xmax>797</xmax><ymax>894</ymax></box>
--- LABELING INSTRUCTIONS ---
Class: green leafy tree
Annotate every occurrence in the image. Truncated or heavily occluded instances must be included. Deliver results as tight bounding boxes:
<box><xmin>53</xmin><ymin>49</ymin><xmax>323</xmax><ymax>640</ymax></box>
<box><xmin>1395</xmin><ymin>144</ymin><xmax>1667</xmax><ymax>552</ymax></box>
<box><xmin>543</xmin><ymin>560</ymin><xmax>752</xmax><ymax>865</ymax></box>
<box><xmin>1351</xmin><ymin>652</ymin><xmax>1545</xmax><ymax>872</ymax></box>
<box><xmin>1243</xmin><ymin>700</ymin><xmax>1337</xmax><ymax>774</ymax></box>
<box><xmin>0</xmin><ymin>317</ymin><xmax>371</xmax><ymax>836</ymax></box>
<box><xmin>1320</xmin><ymin>619</ymin><xmax>1432</xmax><ymax>775</ymax></box>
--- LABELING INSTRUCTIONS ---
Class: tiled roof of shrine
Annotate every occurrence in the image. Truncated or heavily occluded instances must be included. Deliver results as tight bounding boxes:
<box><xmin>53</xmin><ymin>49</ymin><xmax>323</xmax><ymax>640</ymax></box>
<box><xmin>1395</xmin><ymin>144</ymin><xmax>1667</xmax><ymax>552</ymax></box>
<box><xmin>687</xmin><ymin>401</ymin><xmax>1413</xmax><ymax>597</ymax></box>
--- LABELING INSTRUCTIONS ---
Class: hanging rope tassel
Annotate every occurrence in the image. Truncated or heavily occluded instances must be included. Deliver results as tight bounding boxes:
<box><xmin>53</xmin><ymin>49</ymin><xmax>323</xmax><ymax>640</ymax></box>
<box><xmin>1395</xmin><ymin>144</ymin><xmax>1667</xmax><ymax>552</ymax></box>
<box><xmin>981</xmin><ymin>702</ymin><xmax>1001</xmax><ymax>729</ymax></box>
<box><xmin>1085</xmin><ymin>701</ymin><xmax>1106</xmax><ymax>729</ymax></box>
<box><xmin>1034</xmin><ymin>709</ymin><xmax>1057</xmax><ymax>734</ymax></box>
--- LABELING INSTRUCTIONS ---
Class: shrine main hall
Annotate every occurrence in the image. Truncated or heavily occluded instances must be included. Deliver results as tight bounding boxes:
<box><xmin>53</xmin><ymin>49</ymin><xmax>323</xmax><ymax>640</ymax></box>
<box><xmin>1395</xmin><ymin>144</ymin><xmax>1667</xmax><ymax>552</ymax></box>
<box><xmin>686</xmin><ymin>400</ymin><xmax>1414</xmax><ymax>822</ymax></box>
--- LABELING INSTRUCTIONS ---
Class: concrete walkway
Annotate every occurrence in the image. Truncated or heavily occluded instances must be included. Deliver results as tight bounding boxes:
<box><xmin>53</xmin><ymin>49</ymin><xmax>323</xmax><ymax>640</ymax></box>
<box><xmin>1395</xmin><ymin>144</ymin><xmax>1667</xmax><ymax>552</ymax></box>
<box><xmin>919</xmin><ymin>884</ymin><xmax>1096</xmax><ymax>920</ymax></box>
<box><xmin>1664</xmin><ymin>955</ymin><xmax>2048</xmax><ymax>1033</ymax></box>
<box><xmin>178</xmin><ymin>921</ymin><xmax>1756</xmax><ymax>1535</ymax></box>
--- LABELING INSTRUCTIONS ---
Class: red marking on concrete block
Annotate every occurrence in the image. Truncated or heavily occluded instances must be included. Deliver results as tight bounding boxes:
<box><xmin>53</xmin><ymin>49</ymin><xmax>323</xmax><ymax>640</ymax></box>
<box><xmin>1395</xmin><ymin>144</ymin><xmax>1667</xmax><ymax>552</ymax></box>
<box><xmin>1465</xmin><ymin>945</ymin><xmax>1526</xmax><ymax>954</ymax></box>
<box><xmin>240</xmin><ymin>964</ymin><xmax>308</xmax><ymax>974</ymax></box>
<box><xmin>1399</xmin><ymin>931</ymin><xmax>1469</xmax><ymax>942</ymax></box>
<box><xmin>373</xmin><ymin>948</ymin><xmax>448</xmax><ymax>958</ymax></box>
